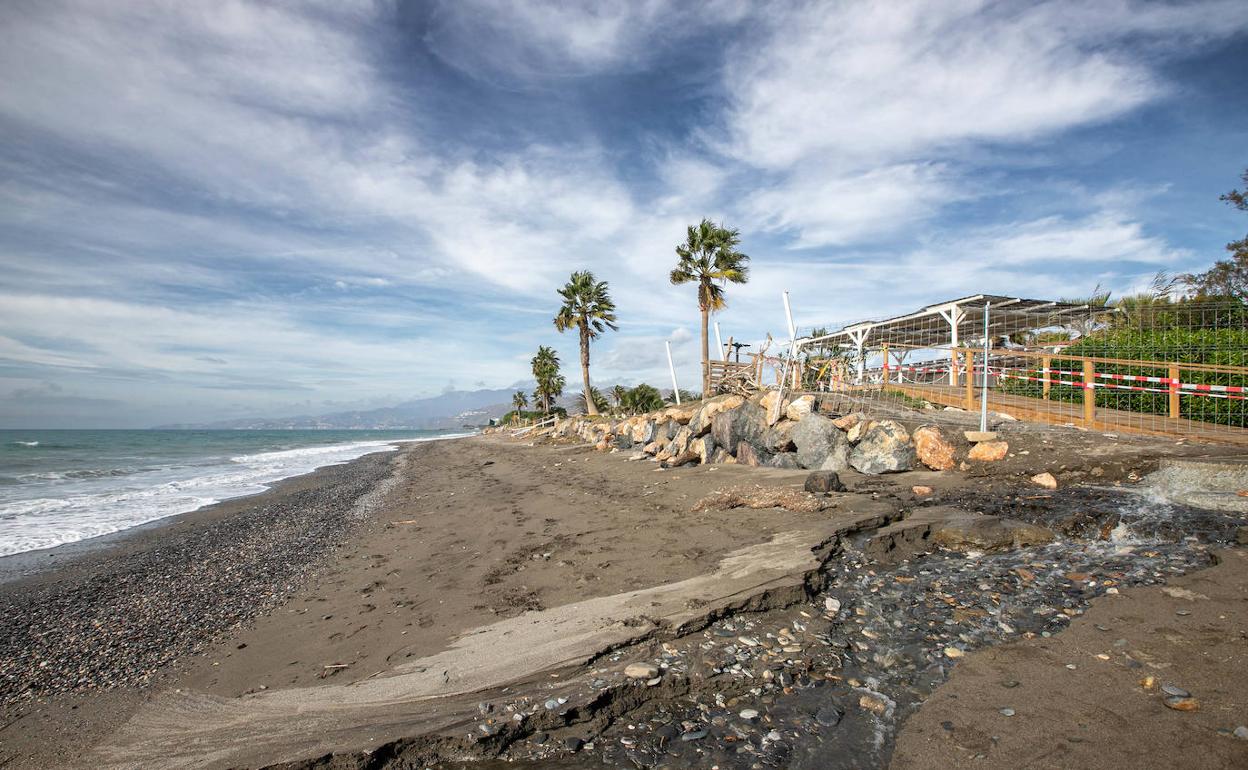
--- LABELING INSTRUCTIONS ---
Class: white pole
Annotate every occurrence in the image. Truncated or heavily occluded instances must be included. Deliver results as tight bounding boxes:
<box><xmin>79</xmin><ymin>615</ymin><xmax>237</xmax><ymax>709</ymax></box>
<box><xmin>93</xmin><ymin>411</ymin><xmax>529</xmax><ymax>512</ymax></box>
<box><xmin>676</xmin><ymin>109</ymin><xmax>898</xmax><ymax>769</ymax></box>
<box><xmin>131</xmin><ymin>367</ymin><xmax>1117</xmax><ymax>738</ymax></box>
<box><xmin>714</xmin><ymin>321</ymin><xmax>725</xmax><ymax>361</ymax></box>
<box><xmin>980</xmin><ymin>302</ymin><xmax>990</xmax><ymax>432</ymax></box>
<box><xmin>665</xmin><ymin>340</ymin><xmax>681</xmax><ymax>405</ymax></box>
<box><xmin>782</xmin><ymin>291</ymin><xmax>797</xmax><ymax>341</ymax></box>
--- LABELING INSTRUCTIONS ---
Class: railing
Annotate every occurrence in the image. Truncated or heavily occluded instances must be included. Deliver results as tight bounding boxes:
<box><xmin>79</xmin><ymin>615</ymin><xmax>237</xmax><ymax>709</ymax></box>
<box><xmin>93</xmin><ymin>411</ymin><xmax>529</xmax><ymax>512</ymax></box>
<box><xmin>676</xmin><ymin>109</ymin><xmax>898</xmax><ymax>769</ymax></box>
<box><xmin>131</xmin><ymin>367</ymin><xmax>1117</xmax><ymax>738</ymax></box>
<box><xmin>511</xmin><ymin>415</ymin><xmax>559</xmax><ymax>437</ymax></box>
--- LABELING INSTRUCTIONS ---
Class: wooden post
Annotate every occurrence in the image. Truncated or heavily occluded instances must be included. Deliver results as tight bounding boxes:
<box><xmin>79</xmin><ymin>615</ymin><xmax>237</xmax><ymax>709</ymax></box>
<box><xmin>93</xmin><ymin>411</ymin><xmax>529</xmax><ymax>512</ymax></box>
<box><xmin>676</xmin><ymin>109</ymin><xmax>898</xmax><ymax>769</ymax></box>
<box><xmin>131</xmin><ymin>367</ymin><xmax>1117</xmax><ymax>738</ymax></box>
<box><xmin>882</xmin><ymin>342</ymin><xmax>890</xmax><ymax>384</ymax></box>
<box><xmin>964</xmin><ymin>350</ymin><xmax>975</xmax><ymax>410</ymax></box>
<box><xmin>1082</xmin><ymin>359</ymin><xmax>1096</xmax><ymax>425</ymax></box>
<box><xmin>1168</xmin><ymin>364</ymin><xmax>1180</xmax><ymax>419</ymax></box>
<box><xmin>1041</xmin><ymin>355</ymin><xmax>1051</xmax><ymax>400</ymax></box>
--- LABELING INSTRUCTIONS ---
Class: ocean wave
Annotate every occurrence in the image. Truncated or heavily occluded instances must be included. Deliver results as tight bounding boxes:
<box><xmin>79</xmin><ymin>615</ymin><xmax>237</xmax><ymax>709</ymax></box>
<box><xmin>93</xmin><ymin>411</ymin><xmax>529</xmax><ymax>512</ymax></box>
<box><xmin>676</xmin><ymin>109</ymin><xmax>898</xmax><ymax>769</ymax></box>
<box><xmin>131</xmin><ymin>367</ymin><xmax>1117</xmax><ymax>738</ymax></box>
<box><xmin>11</xmin><ymin>441</ymin><xmax>39</xmax><ymax>447</ymax></box>
<box><xmin>0</xmin><ymin>432</ymin><xmax>470</xmax><ymax>557</ymax></box>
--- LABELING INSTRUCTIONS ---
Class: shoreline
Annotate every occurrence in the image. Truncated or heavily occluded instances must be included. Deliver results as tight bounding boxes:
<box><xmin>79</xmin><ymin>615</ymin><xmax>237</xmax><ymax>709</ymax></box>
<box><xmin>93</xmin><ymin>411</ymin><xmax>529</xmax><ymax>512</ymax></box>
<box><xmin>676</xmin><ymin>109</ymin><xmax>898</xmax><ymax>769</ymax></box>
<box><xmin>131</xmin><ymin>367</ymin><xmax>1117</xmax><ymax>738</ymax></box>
<box><xmin>2</xmin><ymin>425</ymin><xmax>1245</xmax><ymax>769</ymax></box>
<box><xmin>0</xmin><ymin>432</ymin><xmax>471</xmax><ymax>582</ymax></box>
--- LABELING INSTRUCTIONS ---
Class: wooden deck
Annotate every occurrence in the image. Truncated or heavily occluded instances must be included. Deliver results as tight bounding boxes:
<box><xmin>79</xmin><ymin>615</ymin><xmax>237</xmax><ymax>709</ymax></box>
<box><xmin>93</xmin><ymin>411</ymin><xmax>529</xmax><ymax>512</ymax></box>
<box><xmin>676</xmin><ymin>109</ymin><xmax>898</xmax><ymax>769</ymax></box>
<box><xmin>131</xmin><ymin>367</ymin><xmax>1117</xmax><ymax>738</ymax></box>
<box><xmin>886</xmin><ymin>382</ymin><xmax>1248</xmax><ymax>447</ymax></box>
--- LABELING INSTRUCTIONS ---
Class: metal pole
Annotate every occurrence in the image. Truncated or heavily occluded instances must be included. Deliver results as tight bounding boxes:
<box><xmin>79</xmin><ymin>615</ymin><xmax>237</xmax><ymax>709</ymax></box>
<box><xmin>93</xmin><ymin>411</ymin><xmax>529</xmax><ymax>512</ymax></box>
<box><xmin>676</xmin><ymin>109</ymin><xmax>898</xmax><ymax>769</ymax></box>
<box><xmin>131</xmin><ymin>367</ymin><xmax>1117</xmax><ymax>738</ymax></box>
<box><xmin>714</xmin><ymin>322</ymin><xmax>725</xmax><ymax>361</ymax></box>
<box><xmin>980</xmin><ymin>302</ymin><xmax>990</xmax><ymax>432</ymax></box>
<box><xmin>665</xmin><ymin>340</ymin><xmax>681</xmax><ymax>405</ymax></box>
<box><xmin>774</xmin><ymin>291</ymin><xmax>800</xmax><ymax>423</ymax></box>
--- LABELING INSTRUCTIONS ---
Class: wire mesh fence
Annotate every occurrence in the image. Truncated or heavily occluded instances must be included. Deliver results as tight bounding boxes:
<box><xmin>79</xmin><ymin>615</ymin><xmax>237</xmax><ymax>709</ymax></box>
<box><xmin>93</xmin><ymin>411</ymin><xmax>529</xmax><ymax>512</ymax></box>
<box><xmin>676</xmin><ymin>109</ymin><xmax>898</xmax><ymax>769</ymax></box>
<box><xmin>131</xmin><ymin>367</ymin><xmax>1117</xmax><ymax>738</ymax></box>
<box><xmin>709</xmin><ymin>296</ymin><xmax>1248</xmax><ymax>444</ymax></box>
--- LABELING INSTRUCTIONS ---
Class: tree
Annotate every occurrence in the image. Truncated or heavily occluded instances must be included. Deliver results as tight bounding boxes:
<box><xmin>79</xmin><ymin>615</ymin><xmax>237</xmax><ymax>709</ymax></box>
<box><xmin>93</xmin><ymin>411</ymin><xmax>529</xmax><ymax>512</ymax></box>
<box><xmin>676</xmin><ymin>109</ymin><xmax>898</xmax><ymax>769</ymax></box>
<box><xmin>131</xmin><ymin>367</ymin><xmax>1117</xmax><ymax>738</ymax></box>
<box><xmin>511</xmin><ymin>391</ymin><xmax>528</xmax><ymax>424</ymax></box>
<box><xmin>610</xmin><ymin>384</ymin><xmax>628</xmax><ymax>410</ymax></box>
<box><xmin>554</xmin><ymin>271</ymin><xmax>618</xmax><ymax>416</ymax></box>
<box><xmin>1183</xmin><ymin>168</ymin><xmax>1247</xmax><ymax>301</ymax></box>
<box><xmin>670</xmin><ymin>219</ymin><xmax>750</xmax><ymax>394</ymax></box>
<box><xmin>621</xmin><ymin>383</ymin><xmax>664</xmax><ymax>414</ymax></box>
<box><xmin>530</xmin><ymin>346</ymin><xmax>565</xmax><ymax>414</ymax></box>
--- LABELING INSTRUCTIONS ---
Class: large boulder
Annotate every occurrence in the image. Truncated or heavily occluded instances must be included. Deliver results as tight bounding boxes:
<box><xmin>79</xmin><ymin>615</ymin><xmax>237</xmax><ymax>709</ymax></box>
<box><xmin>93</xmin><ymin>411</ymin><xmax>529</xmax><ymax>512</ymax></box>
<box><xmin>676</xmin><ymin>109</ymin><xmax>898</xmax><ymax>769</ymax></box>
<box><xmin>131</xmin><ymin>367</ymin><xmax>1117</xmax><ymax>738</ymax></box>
<box><xmin>832</xmin><ymin>413</ymin><xmax>861</xmax><ymax>431</ymax></box>
<box><xmin>792</xmin><ymin>413</ymin><xmax>850</xmax><ymax>471</ymax></box>
<box><xmin>690</xmin><ymin>435</ymin><xmax>716</xmax><ymax>464</ymax></box>
<box><xmin>613</xmin><ymin>432</ymin><xmax>633</xmax><ymax>450</ymax></box>
<box><xmin>630</xmin><ymin>420</ymin><xmax>656</xmax><ymax>445</ymax></box>
<box><xmin>804</xmin><ymin>470</ymin><xmax>846</xmax><ymax>493</ymax></box>
<box><xmin>849</xmin><ymin>420</ymin><xmax>916</xmax><ymax>475</ymax></box>
<box><xmin>769</xmin><ymin>452</ymin><xmax>801</xmax><ymax>469</ymax></box>
<box><xmin>709</xmin><ymin>447</ymin><xmax>736</xmax><ymax>464</ymax></box>
<box><xmin>763</xmin><ymin>420</ymin><xmax>798</xmax><ymax>453</ymax></box>
<box><xmin>711</xmin><ymin>402</ymin><xmax>767</xmax><ymax>456</ymax></box>
<box><xmin>735</xmin><ymin>442</ymin><xmax>772</xmax><ymax>467</ymax></box>
<box><xmin>759</xmin><ymin>390</ymin><xmax>786</xmax><ymax>425</ymax></box>
<box><xmin>689</xmin><ymin>395</ymin><xmax>745</xmax><ymax>436</ymax></box>
<box><xmin>785</xmin><ymin>395</ymin><xmax>816</xmax><ymax>422</ymax></box>
<box><xmin>912</xmin><ymin>425</ymin><xmax>955</xmax><ymax>471</ymax></box>
<box><xmin>846</xmin><ymin>419</ymin><xmax>876</xmax><ymax>444</ymax></box>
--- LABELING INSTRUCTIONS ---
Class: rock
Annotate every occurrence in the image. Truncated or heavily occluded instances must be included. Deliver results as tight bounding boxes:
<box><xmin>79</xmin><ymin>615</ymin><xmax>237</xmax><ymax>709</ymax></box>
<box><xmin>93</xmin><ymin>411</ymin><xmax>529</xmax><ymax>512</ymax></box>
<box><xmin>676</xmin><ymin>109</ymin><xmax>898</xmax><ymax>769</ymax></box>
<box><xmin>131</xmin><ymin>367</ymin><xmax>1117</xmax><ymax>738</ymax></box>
<box><xmin>825</xmin><ymin>597</ymin><xmax>841</xmax><ymax>613</ymax></box>
<box><xmin>739</xmin><ymin>708</ymin><xmax>760</xmax><ymax>720</ymax></box>
<box><xmin>846</xmin><ymin>420</ymin><xmax>876</xmax><ymax>444</ymax></box>
<box><xmin>999</xmin><ymin>708</ymin><xmax>1015</xmax><ymax>717</ymax></box>
<box><xmin>912</xmin><ymin>485</ymin><xmax>933</xmax><ymax>496</ymax></box>
<box><xmin>792</xmin><ymin>413</ymin><xmax>850</xmax><ymax>470</ymax></box>
<box><xmin>930</xmin><ymin>515</ymin><xmax>1055</xmax><ymax>551</ymax></box>
<box><xmin>804</xmin><ymin>471</ymin><xmax>846</xmax><ymax>494</ymax></box>
<box><xmin>832</xmin><ymin>413</ymin><xmax>860</xmax><ymax>431</ymax></box>
<box><xmin>815</xmin><ymin>705</ymin><xmax>841</xmax><ymax>726</ymax></box>
<box><xmin>912</xmin><ymin>425</ymin><xmax>956</xmax><ymax>471</ymax></box>
<box><xmin>564</xmin><ymin>737</ymin><xmax>584</xmax><ymax>752</ymax></box>
<box><xmin>689</xmin><ymin>395</ymin><xmax>745</xmax><ymax>436</ymax></box>
<box><xmin>967</xmin><ymin>440</ymin><xmax>1009</xmax><ymax>462</ymax></box>
<box><xmin>760</xmin><ymin>390</ymin><xmax>786</xmax><ymax>425</ymax></box>
<box><xmin>769</xmin><ymin>452</ymin><xmax>801</xmax><ymax>469</ymax></box>
<box><xmin>613</xmin><ymin>432</ymin><xmax>633</xmax><ymax>450</ymax></box>
<box><xmin>785</xmin><ymin>394</ymin><xmax>816</xmax><ymax>422</ymax></box>
<box><xmin>1233</xmin><ymin>725</ymin><xmax>1248</xmax><ymax>740</ymax></box>
<box><xmin>1236</xmin><ymin>526</ymin><xmax>1248</xmax><ymax>545</ymax></box>
<box><xmin>858</xmin><ymin>693</ymin><xmax>889</xmax><ymax>715</ymax></box>
<box><xmin>642</xmin><ymin>441</ymin><xmax>661</xmax><ymax>455</ymax></box>
<box><xmin>1164</xmin><ymin>695</ymin><xmax>1200</xmax><ymax>711</ymax></box>
<box><xmin>711</xmin><ymin>402</ymin><xmax>767</xmax><ymax>457</ymax></box>
<box><xmin>944</xmin><ymin>646</ymin><xmax>965</xmax><ymax>658</ymax></box>
<box><xmin>663</xmin><ymin>449</ymin><xmax>700</xmax><ymax>468</ymax></box>
<box><xmin>849</xmin><ymin>420</ymin><xmax>916</xmax><ymax>475</ymax></box>
<box><xmin>963</xmin><ymin>430</ymin><xmax>999</xmax><ymax>443</ymax></box>
<box><xmin>631</xmin><ymin>420</ymin><xmax>655</xmax><ymax>445</ymax></box>
<box><xmin>690</xmin><ymin>435</ymin><xmax>716</xmax><ymax>464</ymax></box>
<box><xmin>762</xmin><ymin>420</ymin><xmax>798</xmax><ymax>452</ymax></box>
<box><xmin>1030</xmin><ymin>471</ymin><xmax>1058</xmax><ymax>489</ymax></box>
<box><xmin>691</xmin><ymin>485</ymin><xmax>830</xmax><ymax>513</ymax></box>
<box><xmin>680</xmin><ymin>729</ymin><xmax>707</xmax><ymax>742</ymax></box>
<box><xmin>1161</xmin><ymin>683</ymin><xmax>1190</xmax><ymax>697</ymax></box>
<box><xmin>624</xmin><ymin>663</ymin><xmax>659</xmax><ymax>679</ymax></box>
<box><xmin>709</xmin><ymin>447</ymin><xmax>735</xmax><ymax>464</ymax></box>
<box><xmin>735</xmin><ymin>442</ymin><xmax>770</xmax><ymax>467</ymax></box>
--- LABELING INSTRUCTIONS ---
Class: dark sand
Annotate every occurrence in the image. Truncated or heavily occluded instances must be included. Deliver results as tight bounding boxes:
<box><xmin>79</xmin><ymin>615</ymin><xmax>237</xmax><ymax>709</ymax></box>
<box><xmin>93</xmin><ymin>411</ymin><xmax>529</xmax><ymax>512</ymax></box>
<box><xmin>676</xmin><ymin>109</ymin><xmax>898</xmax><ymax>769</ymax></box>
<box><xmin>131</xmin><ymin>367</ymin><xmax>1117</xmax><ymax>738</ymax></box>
<box><xmin>1</xmin><ymin>427</ymin><xmax>1245</xmax><ymax>768</ymax></box>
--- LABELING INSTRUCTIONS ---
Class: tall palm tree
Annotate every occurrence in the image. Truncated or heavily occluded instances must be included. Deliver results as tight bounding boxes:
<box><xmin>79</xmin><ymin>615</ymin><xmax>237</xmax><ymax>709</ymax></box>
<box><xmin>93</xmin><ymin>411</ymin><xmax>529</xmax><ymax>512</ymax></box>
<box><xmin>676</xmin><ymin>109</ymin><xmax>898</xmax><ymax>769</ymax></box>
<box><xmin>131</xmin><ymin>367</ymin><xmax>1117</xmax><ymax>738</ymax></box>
<box><xmin>511</xmin><ymin>391</ymin><xmax>528</xmax><ymax>424</ymax></box>
<box><xmin>554</xmin><ymin>271</ymin><xmax>618</xmax><ymax>416</ymax></box>
<box><xmin>531</xmin><ymin>346</ymin><xmax>564</xmax><ymax>414</ymax></box>
<box><xmin>670</xmin><ymin>219</ymin><xmax>750</xmax><ymax>394</ymax></box>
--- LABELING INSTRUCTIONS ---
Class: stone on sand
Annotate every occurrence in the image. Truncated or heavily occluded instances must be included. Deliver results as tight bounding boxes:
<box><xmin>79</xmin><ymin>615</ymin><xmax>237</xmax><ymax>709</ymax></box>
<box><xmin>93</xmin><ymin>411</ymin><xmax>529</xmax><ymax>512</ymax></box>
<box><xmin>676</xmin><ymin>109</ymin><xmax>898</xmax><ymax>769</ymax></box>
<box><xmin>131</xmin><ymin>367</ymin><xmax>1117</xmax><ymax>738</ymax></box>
<box><xmin>792</xmin><ymin>413</ymin><xmax>850</xmax><ymax>471</ymax></box>
<box><xmin>849</xmin><ymin>420</ymin><xmax>916</xmax><ymax>475</ymax></box>
<box><xmin>804</xmin><ymin>470</ymin><xmax>846</xmax><ymax>494</ymax></box>
<box><xmin>912</xmin><ymin>425</ymin><xmax>956</xmax><ymax>471</ymax></box>
<box><xmin>968</xmin><ymin>440</ymin><xmax>1009</xmax><ymax>462</ymax></box>
<box><xmin>1030</xmin><ymin>471</ymin><xmax>1058</xmax><ymax>489</ymax></box>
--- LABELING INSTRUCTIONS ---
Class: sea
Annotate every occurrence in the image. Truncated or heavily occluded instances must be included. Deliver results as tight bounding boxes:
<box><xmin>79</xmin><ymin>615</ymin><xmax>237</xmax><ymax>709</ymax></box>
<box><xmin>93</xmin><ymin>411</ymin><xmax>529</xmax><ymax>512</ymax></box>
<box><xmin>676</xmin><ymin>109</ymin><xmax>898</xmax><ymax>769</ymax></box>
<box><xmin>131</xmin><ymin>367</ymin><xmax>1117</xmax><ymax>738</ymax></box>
<box><xmin>0</xmin><ymin>429</ymin><xmax>471</xmax><ymax>558</ymax></box>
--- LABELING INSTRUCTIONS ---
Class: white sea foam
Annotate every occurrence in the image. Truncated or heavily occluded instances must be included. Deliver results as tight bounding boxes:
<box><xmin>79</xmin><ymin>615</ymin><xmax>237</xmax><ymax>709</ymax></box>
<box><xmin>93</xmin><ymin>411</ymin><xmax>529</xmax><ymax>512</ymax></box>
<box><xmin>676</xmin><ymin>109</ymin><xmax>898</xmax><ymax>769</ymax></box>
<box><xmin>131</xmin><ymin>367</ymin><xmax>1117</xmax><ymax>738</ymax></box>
<box><xmin>0</xmin><ymin>433</ymin><xmax>470</xmax><ymax>557</ymax></box>
<box><xmin>13</xmin><ymin>441</ymin><xmax>39</xmax><ymax>447</ymax></box>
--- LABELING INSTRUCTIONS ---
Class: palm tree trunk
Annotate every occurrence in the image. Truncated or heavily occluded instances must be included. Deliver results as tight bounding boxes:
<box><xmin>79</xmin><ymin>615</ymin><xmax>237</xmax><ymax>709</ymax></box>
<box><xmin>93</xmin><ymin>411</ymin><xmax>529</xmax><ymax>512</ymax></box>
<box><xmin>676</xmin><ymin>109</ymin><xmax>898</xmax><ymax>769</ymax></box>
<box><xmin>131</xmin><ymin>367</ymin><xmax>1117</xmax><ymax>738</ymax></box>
<box><xmin>699</xmin><ymin>304</ymin><xmax>710</xmax><ymax>396</ymax></box>
<box><xmin>580</xmin><ymin>323</ymin><xmax>597</xmax><ymax>415</ymax></box>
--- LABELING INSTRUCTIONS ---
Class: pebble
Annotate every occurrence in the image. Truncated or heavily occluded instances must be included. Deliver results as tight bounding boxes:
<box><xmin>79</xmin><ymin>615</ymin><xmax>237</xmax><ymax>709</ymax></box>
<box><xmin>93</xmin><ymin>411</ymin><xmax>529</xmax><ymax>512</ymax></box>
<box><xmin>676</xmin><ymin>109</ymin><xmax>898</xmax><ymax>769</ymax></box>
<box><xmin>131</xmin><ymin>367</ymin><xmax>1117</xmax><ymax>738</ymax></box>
<box><xmin>1234</xmin><ymin>725</ymin><xmax>1248</xmax><ymax>740</ymax></box>
<box><xmin>815</xmin><ymin>706</ymin><xmax>841</xmax><ymax>726</ymax></box>
<box><xmin>825</xmin><ymin>597</ymin><xmax>841</xmax><ymax>614</ymax></box>
<box><xmin>999</xmin><ymin>708</ymin><xmax>1015</xmax><ymax>717</ymax></box>
<box><xmin>680</xmin><ymin>729</ymin><xmax>707</xmax><ymax>741</ymax></box>
<box><xmin>944</xmin><ymin>647</ymin><xmax>965</xmax><ymax>658</ymax></box>
<box><xmin>624</xmin><ymin>663</ymin><xmax>659</xmax><ymax>679</ymax></box>
<box><xmin>739</xmin><ymin>708</ymin><xmax>759</xmax><ymax>720</ymax></box>
<box><xmin>1160</xmin><ymin>683</ymin><xmax>1190</xmax><ymax>697</ymax></box>
<box><xmin>1164</xmin><ymin>695</ymin><xmax>1200</xmax><ymax>712</ymax></box>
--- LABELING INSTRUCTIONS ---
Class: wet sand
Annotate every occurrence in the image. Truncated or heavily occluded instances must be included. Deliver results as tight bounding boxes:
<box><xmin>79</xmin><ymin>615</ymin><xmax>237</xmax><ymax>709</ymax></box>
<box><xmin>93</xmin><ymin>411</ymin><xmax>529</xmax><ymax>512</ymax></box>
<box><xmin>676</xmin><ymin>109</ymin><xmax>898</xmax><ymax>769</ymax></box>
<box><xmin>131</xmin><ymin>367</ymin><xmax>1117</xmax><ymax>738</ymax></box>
<box><xmin>1</xmin><ymin>429</ymin><xmax>1245</xmax><ymax>768</ymax></box>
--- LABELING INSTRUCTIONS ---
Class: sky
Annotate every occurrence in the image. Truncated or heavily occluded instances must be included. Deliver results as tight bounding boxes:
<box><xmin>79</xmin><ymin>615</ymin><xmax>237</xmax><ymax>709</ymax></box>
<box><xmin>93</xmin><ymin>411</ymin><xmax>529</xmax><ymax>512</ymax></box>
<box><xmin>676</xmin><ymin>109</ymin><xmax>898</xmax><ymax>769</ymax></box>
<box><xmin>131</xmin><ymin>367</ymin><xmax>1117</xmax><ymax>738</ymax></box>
<box><xmin>1</xmin><ymin>0</ymin><xmax>1246</xmax><ymax>428</ymax></box>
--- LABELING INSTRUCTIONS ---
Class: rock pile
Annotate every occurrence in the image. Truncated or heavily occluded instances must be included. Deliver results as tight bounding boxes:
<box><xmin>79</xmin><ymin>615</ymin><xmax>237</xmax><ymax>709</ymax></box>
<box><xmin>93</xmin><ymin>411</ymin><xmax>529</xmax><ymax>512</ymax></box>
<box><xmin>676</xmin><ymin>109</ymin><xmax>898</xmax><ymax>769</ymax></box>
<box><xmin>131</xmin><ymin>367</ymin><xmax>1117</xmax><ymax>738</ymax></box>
<box><xmin>527</xmin><ymin>393</ymin><xmax>984</xmax><ymax>477</ymax></box>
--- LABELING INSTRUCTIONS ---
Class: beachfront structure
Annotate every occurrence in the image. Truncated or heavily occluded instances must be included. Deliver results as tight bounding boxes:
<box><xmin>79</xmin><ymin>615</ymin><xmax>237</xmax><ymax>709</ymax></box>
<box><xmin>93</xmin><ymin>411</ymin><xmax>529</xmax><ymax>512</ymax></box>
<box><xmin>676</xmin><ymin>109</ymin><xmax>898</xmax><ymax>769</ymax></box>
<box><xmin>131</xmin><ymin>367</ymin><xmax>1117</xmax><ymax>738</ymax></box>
<box><xmin>711</xmin><ymin>294</ymin><xmax>1248</xmax><ymax>445</ymax></box>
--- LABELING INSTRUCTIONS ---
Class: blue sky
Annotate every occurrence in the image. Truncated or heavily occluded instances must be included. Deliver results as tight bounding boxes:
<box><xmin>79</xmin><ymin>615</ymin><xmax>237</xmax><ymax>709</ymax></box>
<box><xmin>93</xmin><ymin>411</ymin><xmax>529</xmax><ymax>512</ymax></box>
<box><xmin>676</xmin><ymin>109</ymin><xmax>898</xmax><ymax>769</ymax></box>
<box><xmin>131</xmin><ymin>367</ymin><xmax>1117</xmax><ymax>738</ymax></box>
<box><xmin>1</xmin><ymin>0</ymin><xmax>1246</xmax><ymax>428</ymax></box>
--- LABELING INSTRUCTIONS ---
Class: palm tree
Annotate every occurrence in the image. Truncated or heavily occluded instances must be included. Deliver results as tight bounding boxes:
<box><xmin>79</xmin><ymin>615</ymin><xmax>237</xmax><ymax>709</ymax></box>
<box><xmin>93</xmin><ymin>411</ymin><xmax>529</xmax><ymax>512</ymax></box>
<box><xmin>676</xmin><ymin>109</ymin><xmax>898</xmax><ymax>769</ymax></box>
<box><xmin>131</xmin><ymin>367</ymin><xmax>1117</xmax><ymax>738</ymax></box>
<box><xmin>670</xmin><ymin>219</ymin><xmax>750</xmax><ymax>394</ymax></box>
<box><xmin>511</xmin><ymin>391</ymin><xmax>528</xmax><ymax>424</ymax></box>
<box><xmin>610</xmin><ymin>384</ymin><xmax>628</xmax><ymax>411</ymax></box>
<box><xmin>554</xmin><ymin>271</ymin><xmax>618</xmax><ymax>416</ymax></box>
<box><xmin>531</xmin><ymin>346</ymin><xmax>565</xmax><ymax>414</ymax></box>
<box><xmin>622</xmin><ymin>383</ymin><xmax>664</xmax><ymax>414</ymax></box>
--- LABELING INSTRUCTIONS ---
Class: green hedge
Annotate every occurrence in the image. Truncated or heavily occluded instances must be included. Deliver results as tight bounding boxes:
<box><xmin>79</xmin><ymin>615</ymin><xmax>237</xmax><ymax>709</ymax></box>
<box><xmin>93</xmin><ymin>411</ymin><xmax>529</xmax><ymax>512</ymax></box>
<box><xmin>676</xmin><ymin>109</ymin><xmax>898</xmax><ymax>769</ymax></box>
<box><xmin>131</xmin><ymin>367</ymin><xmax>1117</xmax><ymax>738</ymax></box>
<box><xmin>998</xmin><ymin>328</ymin><xmax>1248</xmax><ymax>426</ymax></box>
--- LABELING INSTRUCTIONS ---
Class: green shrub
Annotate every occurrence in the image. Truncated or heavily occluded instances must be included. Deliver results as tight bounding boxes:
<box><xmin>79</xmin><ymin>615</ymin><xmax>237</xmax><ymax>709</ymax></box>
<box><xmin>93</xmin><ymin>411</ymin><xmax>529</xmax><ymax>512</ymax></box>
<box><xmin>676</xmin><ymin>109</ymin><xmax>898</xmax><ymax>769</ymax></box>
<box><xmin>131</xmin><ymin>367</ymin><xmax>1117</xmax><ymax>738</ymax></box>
<box><xmin>998</xmin><ymin>327</ymin><xmax>1248</xmax><ymax>426</ymax></box>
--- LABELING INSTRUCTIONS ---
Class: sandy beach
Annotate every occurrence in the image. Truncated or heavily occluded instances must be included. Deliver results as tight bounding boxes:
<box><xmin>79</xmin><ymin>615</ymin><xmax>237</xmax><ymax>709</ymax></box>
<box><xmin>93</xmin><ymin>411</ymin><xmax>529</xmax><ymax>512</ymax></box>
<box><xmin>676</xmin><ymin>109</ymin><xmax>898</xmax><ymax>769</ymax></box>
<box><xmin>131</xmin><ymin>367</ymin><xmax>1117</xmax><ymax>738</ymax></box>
<box><xmin>1</xmin><ymin>427</ymin><xmax>1245</xmax><ymax>769</ymax></box>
